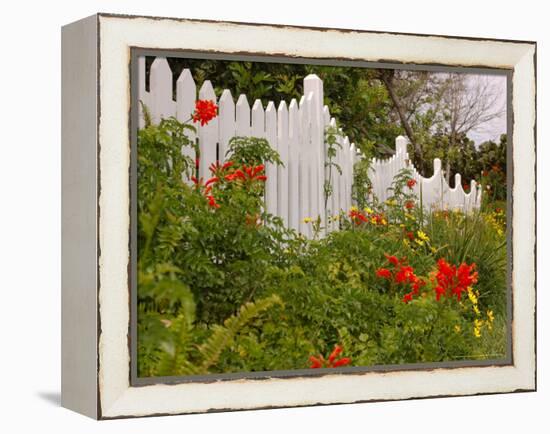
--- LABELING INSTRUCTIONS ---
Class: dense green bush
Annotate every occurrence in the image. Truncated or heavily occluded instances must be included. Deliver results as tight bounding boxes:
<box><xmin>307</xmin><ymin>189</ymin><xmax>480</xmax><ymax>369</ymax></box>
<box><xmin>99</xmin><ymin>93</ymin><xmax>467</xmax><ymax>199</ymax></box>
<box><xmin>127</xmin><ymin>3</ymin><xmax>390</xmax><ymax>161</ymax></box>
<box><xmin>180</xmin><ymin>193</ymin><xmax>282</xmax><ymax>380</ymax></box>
<box><xmin>137</xmin><ymin>116</ymin><xmax>507</xmax><ymax>378</ymax></box>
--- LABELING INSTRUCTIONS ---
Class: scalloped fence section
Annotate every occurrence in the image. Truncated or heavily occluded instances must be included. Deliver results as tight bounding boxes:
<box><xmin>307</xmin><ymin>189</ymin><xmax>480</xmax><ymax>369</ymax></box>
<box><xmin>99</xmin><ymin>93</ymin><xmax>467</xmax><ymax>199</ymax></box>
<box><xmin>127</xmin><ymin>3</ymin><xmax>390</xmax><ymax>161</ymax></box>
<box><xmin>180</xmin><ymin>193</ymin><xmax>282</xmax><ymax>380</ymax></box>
<box><xmin>368</xmin><ymin>136</ymin><xmax>482</xmax><ymax>212</ymax></box>
<box><xmin>137</xmin><ymin>57</ymin><xmax>481</xmax><ymax>239</ymax></box>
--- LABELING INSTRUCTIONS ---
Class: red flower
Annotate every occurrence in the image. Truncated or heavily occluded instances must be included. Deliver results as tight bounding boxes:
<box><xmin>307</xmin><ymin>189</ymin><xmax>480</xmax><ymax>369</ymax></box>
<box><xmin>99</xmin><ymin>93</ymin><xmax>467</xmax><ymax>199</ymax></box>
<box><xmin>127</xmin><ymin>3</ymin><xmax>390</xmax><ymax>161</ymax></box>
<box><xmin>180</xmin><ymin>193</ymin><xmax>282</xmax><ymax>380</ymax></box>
<box><xmin>378</xmin><ymin>254</ymin><xmax>425</xmax><ymax>303</ymax></box>
<box><xmin>309</xmin><ymin>355</ymin><xmax>323</xmax><ymax>369</ymax></box>
<box><xmin>192</xmin><ymin>99</ymin><xmax>218</xmax><ymax>126</ymax></box>
<box><xmin>328</xmin><ymin>345</ymin><xmax>343</xmax><ymax>363</ymax></box>
<box><xmin>395</xmin><ymin>265</ymin><xmax>415</xmax><ymax>284</ymax></box>
<box><xmin>405</xmin><ymin>200</ymin><xmax>415</xmax><ymax>210</ymax></box>
<box><xmin>463</xmin><ymin>183</ymin><xmax>470</xmax><ymax>192</ymax></box>
<box><xmin>406</xmin><ymin>231</ymin><xmax>414</xmax><ymax>241</ymax></box>
<box><xmin>205</xmin><ymin>176</ymin><xmax>219</xmax><ymax>187</ymax></box>
<box><xmin>332</xmin><ymin>358</ymin><xmax>351</xmax><ymax>368</ymax></box>
<box><xmin>407</xmin><ymin>179</ymin><xmax>417</xmax><ymax>189</ymax></box>
<box><xmin>309</xmin><ymin>345</ymin><xmax>351</xmax><ymax>369</ymax></box>
<box><xmin>376</xmin><ymin>268</ymin><xmax>392</xmax><ymax>279</ymax></box>
<box><xmin>482</xmin><ymin>170</ymin><xmax>489</xmax><ymax>177</ymax></box>
<box><xmin>225</xmin><ymin>164</ymin><xmax>267</xmax><ymax>183</ymax></box>
<box><xmin>433</xmin><ymin>259</ymin><xmax>478</xmax><ymax>301</ymax></box>
<box><xmin>402</xmin><ymin>292</ymin><xmax>414</xmax><ymax>304</ymax></box>
<box><xmin>384</xmin><ymin>254</ymin><xmax>400</xmax><ymax>267</ymax></box>
<box><xmin>206</xmin><ymin>194</ymin><xmax>220</xmax><ymax>209</ymax></box>
<box><xmin>209</xmin><ymin>160</ymin><xmax>234</xmax><ymax>175</ymax></box>
<box><xmin>349</xmin><ymin>209</ymin><xmax>368</xmax><ymax>225</ymax></box>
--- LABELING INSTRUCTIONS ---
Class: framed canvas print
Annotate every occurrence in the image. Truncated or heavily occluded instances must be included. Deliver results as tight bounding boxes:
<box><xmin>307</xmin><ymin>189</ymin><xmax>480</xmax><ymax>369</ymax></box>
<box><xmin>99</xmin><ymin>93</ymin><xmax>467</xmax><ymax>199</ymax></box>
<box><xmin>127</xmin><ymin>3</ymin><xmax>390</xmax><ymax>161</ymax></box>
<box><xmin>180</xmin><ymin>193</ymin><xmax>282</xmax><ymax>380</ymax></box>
<box><xmin>61</xmin><ymin>13</ymin><xmax>536</xmax><ymax>419</ymax></box>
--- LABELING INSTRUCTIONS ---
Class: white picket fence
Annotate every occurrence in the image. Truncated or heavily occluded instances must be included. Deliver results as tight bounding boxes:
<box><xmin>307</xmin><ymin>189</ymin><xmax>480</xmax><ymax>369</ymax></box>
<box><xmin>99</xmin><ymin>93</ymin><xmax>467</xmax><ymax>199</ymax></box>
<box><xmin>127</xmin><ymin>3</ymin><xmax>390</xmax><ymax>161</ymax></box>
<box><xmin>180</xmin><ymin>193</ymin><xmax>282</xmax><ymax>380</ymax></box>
<box><xmin>138</xmin><ymin>57</ymin><xmax>481</xmax><ymax>237</ymax></box>
<box><xmin>368</xmin><ymin>137</ymin><xmax>482</xmax><ymax>212</ymax></box>
<box><xmin>138</xmin><ymin>57</ymin><xmax>358</xmax><ymax>236</ymax></box>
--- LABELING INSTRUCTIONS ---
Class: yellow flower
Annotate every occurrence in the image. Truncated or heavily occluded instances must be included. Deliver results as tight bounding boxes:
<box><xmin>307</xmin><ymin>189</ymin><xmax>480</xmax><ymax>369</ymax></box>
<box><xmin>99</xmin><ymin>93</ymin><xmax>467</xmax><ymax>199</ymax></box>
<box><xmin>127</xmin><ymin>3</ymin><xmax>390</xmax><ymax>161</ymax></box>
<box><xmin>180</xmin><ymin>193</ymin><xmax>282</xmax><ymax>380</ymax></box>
<box><xmin>454</xmin><ymin>325</ymin><xmax>461</xmax><ymax>333</ymax></box>
<box><xmin>350</xmin><ymin>206</ymin><xmax>358</xmax><ymax>212</ymax></box>
<box><xmin>474</xmin><ymin>327</ymin><xmax>481</xmax><ymax>338</ymax></box>
<box><xmin>417</xmin><ymin>230</ymin><xmax>430</xmax><ymax>242</ymax></box>
<box><xmin>414</xmin><ymin>238</ymin><xmax>424</xmax><ymax>246</ymax></box>
<box><xmin>303</xmin><ymin>217</ymin><xmax>312</xmax><ymax>224</ymax></box>
<box><xmin>364</xmin><ymin>207</ymin><xmax>374</xmax><ymax>214</ymax></box>
<box><xmin>430</xmin><ymin>246</ymin><xmax>437</xmax><ymax>254</ymax></box>
<box><xmin>473</xmin><ymin>305</ymin><xmax>480</xmax><ymax>316</ymax></box>
<box><xmin>381</xmin><ymin>219</ymin><xmax>388</xmax><ymax>226</ymax></box>
<box><xmin>405</xmin><ymin>212</ymin><xmax>415</xmax><ymax>220</ymax></box>
<box><xmin>487</xmin><ymin>310</ymin><xmax>494</xmax><ymax>323</ymax></box>
<box><xmin>370</xmin><ymin>217</ymin><xmax>378</xmax><ymax>225</ymax></box>
<box><xmin>467</xmin><ymin>287</ymin><xmax>478</xmax><ymax>306</ymax></box>
<box><xmin>403</xmin><ymin>239</ymin><xmax>410</xmax><ymax>247</ymax></box>
<box><xmin>385</xmin><ymin>199</ymin><xmax>397</xmax><ymax>206</ymax></box>
<box><xmin>473</xmin><ymin>319</ymin><xmax>483</xmax><ymax>338</ymax></box>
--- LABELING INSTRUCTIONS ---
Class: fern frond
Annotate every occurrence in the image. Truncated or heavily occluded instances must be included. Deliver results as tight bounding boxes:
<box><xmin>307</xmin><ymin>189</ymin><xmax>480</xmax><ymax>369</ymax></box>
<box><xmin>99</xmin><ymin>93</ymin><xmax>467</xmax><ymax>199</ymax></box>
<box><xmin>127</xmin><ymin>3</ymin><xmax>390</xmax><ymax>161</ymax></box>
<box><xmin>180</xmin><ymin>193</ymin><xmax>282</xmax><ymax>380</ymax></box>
<box><xmin>197</xmin><ymin>294</ymin><xmax>282</xmax><ymax>373</ymax></box>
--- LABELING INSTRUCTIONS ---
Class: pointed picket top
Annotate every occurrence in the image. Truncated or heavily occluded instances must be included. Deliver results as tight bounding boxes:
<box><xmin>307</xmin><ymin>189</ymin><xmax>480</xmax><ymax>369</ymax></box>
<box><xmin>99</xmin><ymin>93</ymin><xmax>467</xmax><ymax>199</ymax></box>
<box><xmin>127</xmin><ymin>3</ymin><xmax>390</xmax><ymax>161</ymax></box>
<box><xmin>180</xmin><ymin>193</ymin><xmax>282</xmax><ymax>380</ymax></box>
<box><xmin>149</xmin><ymin>57</ymin><xmax>174</xmax><ymax>123</ymax></box>
<box><xmin>236</xmin><ymin>94</ymin><xmax>251</xmax><ymax>136</ymax></box>
<box><xmin>329</xmin><ymin>117</ymin><xmax>337</xmax><ymax>128</ymax></box>
<box><xmin>323</xmin><ymin>105</ymin><xmax>331</xmax><ymax>125</ymax></box>
<box><xmin>176</xmin><ymin>69</ymin><xmax>196</xmax><ymax>123</ymax></box>
<box><xmin>218</xmin><ymin>89</ymin><xmax>235</xmax><ymax>161</ymax></box>
<box><xmin>433</xmin><ymin>158</ymin><xmax>442</xmax><ymax>174</ymax></box>
<box><xmin>198</xmin><ymin>80</ymin><xmax>215</xmax><ymax>100</ymax></box>
<box><xmin>288</xmin><ymin>99</ymin><xmax>300</xmax><ymax>140</ymax></box>
<box><xmin>277</xmin><ymin>101</ymin><xmax>289</xmax><ymax>139</ymax></box>
<box><xmin>304</xmin><ymin>74</ymin><xmax>324</xmax><ymax>116</ymax></box>
<box><xmin>454</xmin><ymin>173</ymin><xmax>462</xmax><ymax>191</ymax></box>
<box><xmin>395</xmin><ymin>136</ymin><xmax>408</xmax><ymax>155</ymax></box>
<box><xmin>251</xmin><ymin>99</ymin><xmax>265</xmax><ymax>138</ymax></box>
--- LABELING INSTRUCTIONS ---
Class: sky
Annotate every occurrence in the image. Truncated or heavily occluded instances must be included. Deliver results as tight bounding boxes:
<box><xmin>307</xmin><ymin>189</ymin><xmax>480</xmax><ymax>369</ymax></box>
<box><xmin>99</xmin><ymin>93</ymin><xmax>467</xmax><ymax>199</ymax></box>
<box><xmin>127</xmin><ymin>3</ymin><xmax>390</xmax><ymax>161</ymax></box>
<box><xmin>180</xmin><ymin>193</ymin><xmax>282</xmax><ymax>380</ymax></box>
<box><xmin>463</xmin><ymin>73</ymin><xmax>507</xmax><ymax>146</ymax></box>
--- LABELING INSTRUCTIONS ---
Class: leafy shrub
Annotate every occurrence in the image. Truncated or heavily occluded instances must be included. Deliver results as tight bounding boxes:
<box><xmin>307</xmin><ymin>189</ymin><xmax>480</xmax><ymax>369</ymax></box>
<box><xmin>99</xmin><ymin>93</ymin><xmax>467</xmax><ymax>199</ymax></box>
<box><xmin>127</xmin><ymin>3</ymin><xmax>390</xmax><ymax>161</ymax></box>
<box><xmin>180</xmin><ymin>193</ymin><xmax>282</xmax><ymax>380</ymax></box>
<box><xmin>137</xmin><ymin>114</ymin><xmax>507</xmax><ymax>377</ymax></box>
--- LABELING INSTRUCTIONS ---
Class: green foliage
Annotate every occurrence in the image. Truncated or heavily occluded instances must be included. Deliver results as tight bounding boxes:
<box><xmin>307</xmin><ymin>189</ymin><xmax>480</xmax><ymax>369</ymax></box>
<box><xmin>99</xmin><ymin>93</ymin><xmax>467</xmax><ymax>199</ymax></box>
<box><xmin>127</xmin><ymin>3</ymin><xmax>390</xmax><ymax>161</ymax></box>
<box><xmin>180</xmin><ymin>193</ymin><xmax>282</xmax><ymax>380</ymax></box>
<box><xmin>226</xmin><ymin>136</ymin><xmax>282</xmax><ymax>167</ymax></box>
<box><xmin>324</xmin><ymin>125</ymin><xmax>343</xmax><ymax>211</ymax></box>
<box><xmin>137</xmin><ymin>114</ymin><xmax>507</xmax><ymax>378</ymax></box>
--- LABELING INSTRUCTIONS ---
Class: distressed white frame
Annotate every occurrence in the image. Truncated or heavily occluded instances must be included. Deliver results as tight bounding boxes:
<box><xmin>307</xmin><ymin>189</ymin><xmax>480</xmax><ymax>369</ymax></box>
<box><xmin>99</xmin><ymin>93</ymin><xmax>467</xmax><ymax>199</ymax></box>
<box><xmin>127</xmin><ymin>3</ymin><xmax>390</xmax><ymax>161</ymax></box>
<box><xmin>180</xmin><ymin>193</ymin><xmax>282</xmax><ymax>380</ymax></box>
<box><xmin>64</xmin><ymin>13</ymin><xmax>536</xmax><ymax>419</ymax></box>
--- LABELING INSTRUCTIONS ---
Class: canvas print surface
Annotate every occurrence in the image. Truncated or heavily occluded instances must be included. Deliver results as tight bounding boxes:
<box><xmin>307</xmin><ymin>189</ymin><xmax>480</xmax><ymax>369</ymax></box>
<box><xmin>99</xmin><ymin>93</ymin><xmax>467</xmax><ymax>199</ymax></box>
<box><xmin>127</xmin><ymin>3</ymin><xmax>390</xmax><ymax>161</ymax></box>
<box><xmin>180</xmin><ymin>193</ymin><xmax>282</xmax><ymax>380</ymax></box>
<box><xmin>134</xmin><ymin>54</ymin><xmax>509</xmax><ymax>379</ymax></box>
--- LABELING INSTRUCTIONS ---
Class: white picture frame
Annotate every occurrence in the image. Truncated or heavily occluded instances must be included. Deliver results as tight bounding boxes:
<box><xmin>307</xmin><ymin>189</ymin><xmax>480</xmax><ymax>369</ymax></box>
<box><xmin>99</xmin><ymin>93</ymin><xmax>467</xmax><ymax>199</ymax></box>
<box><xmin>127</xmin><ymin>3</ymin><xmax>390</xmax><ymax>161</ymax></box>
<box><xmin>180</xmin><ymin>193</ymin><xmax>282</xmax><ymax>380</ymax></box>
<box><xmin>61</xmin><ymin>13</ymin><xmax>536</xmax><ymax>419</ymax></box>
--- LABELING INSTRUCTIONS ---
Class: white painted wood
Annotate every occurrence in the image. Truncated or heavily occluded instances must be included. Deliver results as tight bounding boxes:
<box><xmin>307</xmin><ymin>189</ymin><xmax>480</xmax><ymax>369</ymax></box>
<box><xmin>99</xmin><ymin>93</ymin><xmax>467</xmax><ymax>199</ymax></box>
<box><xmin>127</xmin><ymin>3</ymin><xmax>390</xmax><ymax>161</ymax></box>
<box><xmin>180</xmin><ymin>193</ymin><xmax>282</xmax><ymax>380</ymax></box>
<box><xmin>277</xmin><ymin>101</ymin><xmax>289</xmax><ymax>228</ymax></box>
<box><xmin>218</xmin><ymin>89</ymin><xmax>235</xmax><ymax>162</ymax></box>
<box><xmin>251</xmin><ymin>99</ymin><xmax>265</xmax><ymax>138</ymax></box>
<box><xmin>137</xmin><ymin>56</ymin><xmax>149</xmax><ymax>129</ymax></box>
<box><xmin>298</xmin><ymin>95</ymin><xmax>311</xmax><ymax>237</ymax></box>
<box><xmin>236</xmin><ymin>94</ymin><xmax>251</xmax><ymax>137</ymax></box>
<box><xmin>176</xmin><ymin>69</ymin><xmax>197</xmax><ymax>176</ymax></box>
<box><xmin>197</xmin><ymin>80</ymin><xmax>218</xmax><ymax>179</ymax></box>
<box><xmin>149</xmin><ymin>57</ymin><xmax>175</xmax><ymax>124</ymax></box>
<box><xmin>288</xmin><ymin>99</ymin><xmax>300</xmax><ymax>231</ymax></box>
<box><xmin>265</xmin><ymin>101</ymin><xmax>278</xmax><ymax>217</ymax></box>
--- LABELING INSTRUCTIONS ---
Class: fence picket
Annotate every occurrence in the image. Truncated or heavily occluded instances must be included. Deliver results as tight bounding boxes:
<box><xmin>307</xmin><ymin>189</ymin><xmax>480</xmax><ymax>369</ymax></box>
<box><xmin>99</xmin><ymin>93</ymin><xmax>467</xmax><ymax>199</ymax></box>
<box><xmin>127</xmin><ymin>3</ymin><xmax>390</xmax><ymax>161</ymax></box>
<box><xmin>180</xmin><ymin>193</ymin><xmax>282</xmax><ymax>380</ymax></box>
<box><xmin>265</xmin><ymin>102</ymin><xmax>278</xmax><ymax>217</ymax></box>
<box><xmin>277</xmin><ymin>101</ymin><xmax>290</xmax><ymax>228</ymax></box>
<box><xmin>149</xmin><ymin>58</ymin><xmax>176</xmax><ymax>124</ymax></box>
<box><xmin>197</xmin><ymin>80</ymin><xmax>218</xmax><ymax>179</ymax></box>
<box><xmin>218</xmin><ymin>89</ymin><xmax>235</xmax><ymax>162</ymax></box>
<box><xmin>176</xmin><ymin>69</ymin><xmax>197</xmax><ymax>174</ymax></box>
<box><xmin>288</xmin><ymin>99</ymin><xmax>300</xmax><ymax>231</ymax></box>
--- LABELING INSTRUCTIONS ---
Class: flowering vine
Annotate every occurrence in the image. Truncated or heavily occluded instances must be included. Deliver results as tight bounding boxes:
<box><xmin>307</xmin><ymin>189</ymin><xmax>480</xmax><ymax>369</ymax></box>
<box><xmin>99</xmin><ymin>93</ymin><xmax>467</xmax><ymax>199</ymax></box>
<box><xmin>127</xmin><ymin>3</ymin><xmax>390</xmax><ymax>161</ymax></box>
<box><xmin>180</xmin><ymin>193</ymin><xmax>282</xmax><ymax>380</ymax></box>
<box><xmin>309</xmin><ymin>345</ymin><xmax>351</xmax><ymax>368</ymax></box>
